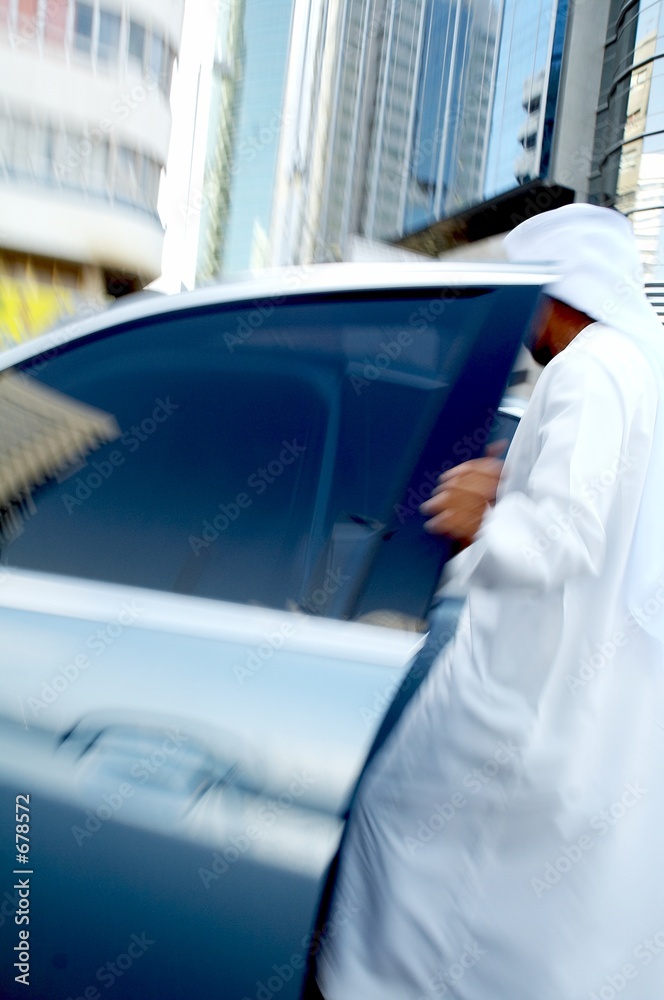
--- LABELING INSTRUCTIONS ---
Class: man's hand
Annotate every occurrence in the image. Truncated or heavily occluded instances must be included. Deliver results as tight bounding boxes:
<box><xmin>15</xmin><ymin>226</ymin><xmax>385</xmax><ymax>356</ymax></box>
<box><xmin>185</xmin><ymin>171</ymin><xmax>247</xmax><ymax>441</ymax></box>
<box><xmin>420</xmin><ymin>447</ymin><xmax>505</xmax><ymax>545</ymax></box>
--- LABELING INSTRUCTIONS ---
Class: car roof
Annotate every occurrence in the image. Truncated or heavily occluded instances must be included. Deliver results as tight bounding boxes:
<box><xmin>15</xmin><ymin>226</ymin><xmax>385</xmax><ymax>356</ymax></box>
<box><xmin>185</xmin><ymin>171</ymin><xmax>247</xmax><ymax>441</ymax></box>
<box><xmin>0</xmin><ymin>261</ymin><xmax>560</xmax><ymax>371</ymax></box>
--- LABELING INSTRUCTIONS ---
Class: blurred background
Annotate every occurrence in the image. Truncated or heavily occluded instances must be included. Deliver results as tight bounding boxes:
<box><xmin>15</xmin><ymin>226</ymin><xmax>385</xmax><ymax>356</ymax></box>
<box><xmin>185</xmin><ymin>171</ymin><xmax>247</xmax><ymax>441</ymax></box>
<box><xmin>1</xmin><ymin>0</ymin><xmax>663</xmax><ymax>347</ymax></box>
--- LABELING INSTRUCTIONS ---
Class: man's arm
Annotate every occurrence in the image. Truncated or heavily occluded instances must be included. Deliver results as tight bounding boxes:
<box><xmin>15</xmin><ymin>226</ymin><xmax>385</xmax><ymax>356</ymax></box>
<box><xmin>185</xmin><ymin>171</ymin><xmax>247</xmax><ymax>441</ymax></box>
<box><xmin>420</xmin><ymin>449</ymin><xmax>505</xmax><ymax>545</ymax></box>
<box><xmin>425</xmin><ymin>349</ymin><xmax>646</xmax><ymax>593</ymax></box>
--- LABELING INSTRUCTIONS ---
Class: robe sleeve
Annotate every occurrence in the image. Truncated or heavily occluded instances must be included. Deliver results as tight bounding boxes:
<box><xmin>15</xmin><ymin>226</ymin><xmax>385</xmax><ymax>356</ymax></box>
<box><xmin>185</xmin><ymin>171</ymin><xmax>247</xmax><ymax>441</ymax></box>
<box><xmin>449</xmin><ymin>346</ymin><xmax>639</xmax><ymax>592</ymax></box>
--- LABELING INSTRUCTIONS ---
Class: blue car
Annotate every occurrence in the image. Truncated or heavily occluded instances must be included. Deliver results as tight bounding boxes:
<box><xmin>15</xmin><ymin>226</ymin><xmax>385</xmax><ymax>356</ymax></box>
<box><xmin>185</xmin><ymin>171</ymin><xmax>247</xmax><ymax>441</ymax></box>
<box><xmin>0</xmin><ymin>262</ymin><xmax>551</xmax><ymax>1000</ymax></box>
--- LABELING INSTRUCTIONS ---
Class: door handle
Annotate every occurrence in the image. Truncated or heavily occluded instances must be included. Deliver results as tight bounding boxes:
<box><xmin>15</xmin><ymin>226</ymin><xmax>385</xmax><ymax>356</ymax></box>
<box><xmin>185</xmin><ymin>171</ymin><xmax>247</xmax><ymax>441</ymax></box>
<box><xmin>59</xmin><ymin>714</ymin><xmax>259</xmax><ymax>813</ymax></box>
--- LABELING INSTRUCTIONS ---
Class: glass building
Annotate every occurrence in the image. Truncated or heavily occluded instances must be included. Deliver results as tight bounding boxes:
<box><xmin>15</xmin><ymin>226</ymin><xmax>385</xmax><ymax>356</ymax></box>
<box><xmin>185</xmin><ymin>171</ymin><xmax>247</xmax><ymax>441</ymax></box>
<box><xmin>590</xmin><ymin>0</ymin><xmax>664</xmax><ymax>284</ymax></box>
<box><xmin>314</xmin><ymin>0</ymin><xmax>569</xmax><ymax>258</ymax></box>
<box><xmin>316</xmin><ymin>0</ymin><xmax>501</xmax><ymax>253</ymax></box>
<box><xmin>314</xmin><ymin>0</ymin><xmax>398</xmax><ymax>261</ymax></box>
<box><xmin>197</xmin><ymin>0</ymin><xmax>573</xmax><ymax>272</ymax></box>
<box><xmin>402</xmin><ymin>0</ymin><xmax>500</xmax><ymax>232</ymax></box>
<box><xmin>197</xmin><ymin>0</ymin><xmax>295</xmax><ymax>278</ymax></box>
<box><xmin>196</xmin><ymin>0</ymin><xmax>246</xmax><ymax>284</ymax></box>
<box><xmin>483</xmin><ymin>0</ymin><xmax>568</xmax><ymax>200</ymax></box>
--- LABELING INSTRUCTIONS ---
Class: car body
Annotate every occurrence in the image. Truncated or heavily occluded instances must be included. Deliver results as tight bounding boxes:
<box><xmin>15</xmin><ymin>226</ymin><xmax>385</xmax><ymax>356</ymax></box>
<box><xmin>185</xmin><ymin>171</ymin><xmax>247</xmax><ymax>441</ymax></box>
<box><xmin>0</xmin><ymin>263</ymin><xmax>554</xmax><ymax>999</ymax></box>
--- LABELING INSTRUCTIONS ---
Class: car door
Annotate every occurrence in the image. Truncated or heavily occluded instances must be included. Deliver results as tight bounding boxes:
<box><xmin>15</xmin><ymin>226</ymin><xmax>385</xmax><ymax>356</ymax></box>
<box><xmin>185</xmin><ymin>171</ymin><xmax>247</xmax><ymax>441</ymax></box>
<box><xmin>0</xmin><ymin>276</ymin><xmax>544</xmax><ymax>999</ymax></box>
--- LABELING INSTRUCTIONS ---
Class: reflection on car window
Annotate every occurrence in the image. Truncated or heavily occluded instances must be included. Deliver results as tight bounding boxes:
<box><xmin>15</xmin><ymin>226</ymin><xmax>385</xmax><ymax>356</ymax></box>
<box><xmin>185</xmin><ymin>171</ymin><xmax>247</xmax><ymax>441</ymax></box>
<box><xmin>0</xmin><ymin>291</ymin><xmax>501</xmax><ymax>622</ymax></box>
<box><xmin>0</xmin><ymin>370</ymin><xmax>118</xmax><ymax>520</ymax></box>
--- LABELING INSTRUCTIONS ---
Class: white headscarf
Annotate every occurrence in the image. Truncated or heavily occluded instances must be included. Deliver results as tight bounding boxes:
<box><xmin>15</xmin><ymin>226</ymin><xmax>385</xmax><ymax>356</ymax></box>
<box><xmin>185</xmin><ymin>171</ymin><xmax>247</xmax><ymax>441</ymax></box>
<box><xmin>504</xmin><ymin>203</ymin><xmax>664</xmax><ymax>642</ymax></box>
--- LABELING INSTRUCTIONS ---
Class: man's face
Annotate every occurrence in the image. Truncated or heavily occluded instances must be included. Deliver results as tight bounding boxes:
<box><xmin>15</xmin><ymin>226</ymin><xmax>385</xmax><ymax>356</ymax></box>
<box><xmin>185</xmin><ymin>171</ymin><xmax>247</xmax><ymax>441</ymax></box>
<box><xmin>526</xmin><ymin>295</ymin><xmax>556</xmax><ymax>367</ymax></box>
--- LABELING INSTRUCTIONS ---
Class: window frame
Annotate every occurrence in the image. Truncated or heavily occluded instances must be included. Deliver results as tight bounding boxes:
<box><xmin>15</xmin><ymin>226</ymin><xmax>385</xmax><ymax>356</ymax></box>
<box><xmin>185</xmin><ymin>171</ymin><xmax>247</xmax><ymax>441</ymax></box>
<box><xmin>0</xmin><ymin>283</ymin><xmax>540</xmax><ymax>624</ymax></box>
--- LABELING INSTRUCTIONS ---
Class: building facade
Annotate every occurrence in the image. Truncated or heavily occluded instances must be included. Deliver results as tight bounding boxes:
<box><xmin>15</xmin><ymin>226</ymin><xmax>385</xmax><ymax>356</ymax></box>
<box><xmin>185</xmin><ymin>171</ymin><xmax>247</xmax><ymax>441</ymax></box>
<box><xmin>195</xmin><ymin>0</ymin><xmax>297</xmax><ymax>280</ymax></box>
<box><xmin>195</xmin><ymin>0</ymin><xmax>503</xmax><ymax>275</ymax></box>
<box><xmin>402</xmin><ymin>0</ymin><xmax>500</xmax><ymax>230</ymax></box>
<box><xmin>289</xmin><ymin>0</ymin><xmax>572</xmax><ymax>264</ymax></box>
<box><xmin>311</xmin><ymin>0</ymin><xmax>503</xmax><ymax>261</ymax></box>
<box><xmin>590</xmin><ymin>0</ymin><xmax>664</xmax><ymax>290</ymax></box>
<box><xmin>199</xmin><ymin>0</ymin><xmax>663</xmax><ymax>281</ymax></box>
<box><xmin>483</xmin><ymin>0</ymin><xmax>568</xmax><ymax>201</ymax></box>
<box><xmin>195</xmin><ymin>0</ymin><xmax>246</xmax><ymax>284</ymax></box>
<box><xmin>0</xmin><ymin>0</ymin><xmax>184</xmax><ymax>345</ymax></box>
<box><xmin>395</xmin><ymin>0</ymin><xmax>664</xmax><ymax>326</ymax></box>
<box><xmin>395</xmin><ymin>0</ymin><xmax>613</xmax><ymax>258</ymax></box>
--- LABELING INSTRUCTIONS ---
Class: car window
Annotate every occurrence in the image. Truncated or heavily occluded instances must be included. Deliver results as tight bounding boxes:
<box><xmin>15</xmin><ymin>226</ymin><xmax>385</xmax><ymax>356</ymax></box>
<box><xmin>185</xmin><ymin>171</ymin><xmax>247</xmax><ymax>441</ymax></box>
<box><xmin>0</xmin><ymin>288</ymin><xmax>530</xmax><ymax>621</ymax></box>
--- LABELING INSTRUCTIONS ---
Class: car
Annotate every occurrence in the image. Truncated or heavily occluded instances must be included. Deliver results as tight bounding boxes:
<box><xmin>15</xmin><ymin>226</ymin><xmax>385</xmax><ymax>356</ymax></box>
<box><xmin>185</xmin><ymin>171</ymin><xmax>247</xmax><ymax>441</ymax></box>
<box><xmin>0</xmin><ymin>262</ymin><xmax>554</xmax><ymax>999</ymax></box>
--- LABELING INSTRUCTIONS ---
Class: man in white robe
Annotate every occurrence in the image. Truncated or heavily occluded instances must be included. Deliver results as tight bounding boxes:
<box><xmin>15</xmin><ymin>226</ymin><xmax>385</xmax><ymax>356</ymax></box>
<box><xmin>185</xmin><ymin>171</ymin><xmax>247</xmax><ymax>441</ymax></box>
<box><xmin>314</xmin><ymin>204</ymin><xmax>664</xmax><ymax>1000</ymax></box>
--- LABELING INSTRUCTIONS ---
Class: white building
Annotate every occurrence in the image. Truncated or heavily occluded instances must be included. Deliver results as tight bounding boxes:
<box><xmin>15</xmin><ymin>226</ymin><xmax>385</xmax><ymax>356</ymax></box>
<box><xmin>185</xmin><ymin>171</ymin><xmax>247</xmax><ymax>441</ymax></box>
<box><xmin>0</xmin><ymin>0</ymin><xmax>184</xmax><ymax>344</ymax></box>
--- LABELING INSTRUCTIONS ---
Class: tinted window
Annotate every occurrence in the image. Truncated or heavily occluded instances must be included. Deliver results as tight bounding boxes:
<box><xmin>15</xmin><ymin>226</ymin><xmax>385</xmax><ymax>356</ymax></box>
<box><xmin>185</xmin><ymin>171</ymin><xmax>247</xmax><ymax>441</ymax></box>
<box><xmin>0</xmin><ymin>288</ymin><xmax>533</xmax><ymax>620</ymax></box>
<box><xmin>147</xmin><ymin>32</ymin><xmax>164</xmax><ymax>85</ymax></box>
<box><xmin>44</xmin><ymin>0</ymin><xmax>68</xmax><ymax>45</ymax></box>
<box><xmin>128</xmin><ymin>20</ymin><xmax>145</xmax><ymax>67</ymax></box>
<box><xmin>74</xmin><ymin>1</ymin><xmax>93</xmax><ymax>53</ymax></box>
<box><xmin>98</xmin><ymin>10</ymin><xmax>121</xmax><ymax>63</ymax></box>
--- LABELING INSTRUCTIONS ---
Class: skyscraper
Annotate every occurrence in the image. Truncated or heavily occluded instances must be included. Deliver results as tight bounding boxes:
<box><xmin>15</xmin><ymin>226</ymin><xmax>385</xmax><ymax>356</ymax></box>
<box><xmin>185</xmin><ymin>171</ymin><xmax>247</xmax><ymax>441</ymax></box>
<box><xmin>402</xmin><ymin>0</ymin><xmax>500</xmax><ymax>230</ymax></box>
<box><xmin>311</xmin><ymin>0</ymin><xmax>501</xmax><ymax>259</ymax></box>
<box><xmin>196</xmin><ymin>0</ymin><xmax>246</xmax><ymax>284</ymax></box>
<box><xmin>590</xmin><ymin>0</ymin><xmax>664</xmax><ymax>287</ymax></box>
<box><xmin>195</xmin><ymin>0</ymin><xmax>575</xmax><ymax>274</ymax></box>
<box><xmin>195</xmin><ymin>0</ymin><xmax>297</xmax><ymax>280</ymax></box>
<box><xmin>196</xmin><ymin>0</ymin><xmax>502</xmax><ymax>274</ymax></box>
<box><xmin>483</xmin><ymin>0</ymin><xmax>568</xmax><ymax>200</ymax></box>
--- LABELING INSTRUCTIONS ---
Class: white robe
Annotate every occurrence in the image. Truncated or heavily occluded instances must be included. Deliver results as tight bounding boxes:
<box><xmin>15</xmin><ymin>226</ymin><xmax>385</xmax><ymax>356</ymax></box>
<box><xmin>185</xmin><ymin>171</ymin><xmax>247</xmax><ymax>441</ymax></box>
<box><xmin>317</xmin><ymin>322</ymin><xmax>664</xmax><ymax>1000</ymax></box>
